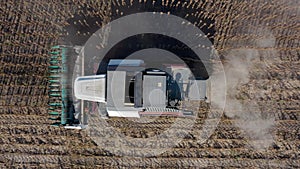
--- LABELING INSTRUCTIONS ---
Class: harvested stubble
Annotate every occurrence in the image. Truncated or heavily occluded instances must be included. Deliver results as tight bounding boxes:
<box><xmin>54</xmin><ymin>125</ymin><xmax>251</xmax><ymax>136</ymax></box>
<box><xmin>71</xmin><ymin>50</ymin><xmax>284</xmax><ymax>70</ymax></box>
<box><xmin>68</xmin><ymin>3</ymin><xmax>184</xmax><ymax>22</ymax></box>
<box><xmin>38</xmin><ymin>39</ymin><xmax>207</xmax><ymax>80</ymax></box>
<box><xmin>0</xmin><ymin>0</ymin><xmax>299</xmax><ymax>168</ymax></box>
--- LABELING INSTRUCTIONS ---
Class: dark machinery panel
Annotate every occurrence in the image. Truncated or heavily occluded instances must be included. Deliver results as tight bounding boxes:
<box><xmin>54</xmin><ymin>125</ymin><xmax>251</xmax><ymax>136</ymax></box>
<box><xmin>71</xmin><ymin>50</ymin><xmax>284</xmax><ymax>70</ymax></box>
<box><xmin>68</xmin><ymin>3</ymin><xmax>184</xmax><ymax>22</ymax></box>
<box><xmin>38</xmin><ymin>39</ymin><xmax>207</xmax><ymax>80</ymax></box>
<box><xmin>143</xmin><ymin>75</ymin><xmax>167</xmax><ymax>108</ymax></box>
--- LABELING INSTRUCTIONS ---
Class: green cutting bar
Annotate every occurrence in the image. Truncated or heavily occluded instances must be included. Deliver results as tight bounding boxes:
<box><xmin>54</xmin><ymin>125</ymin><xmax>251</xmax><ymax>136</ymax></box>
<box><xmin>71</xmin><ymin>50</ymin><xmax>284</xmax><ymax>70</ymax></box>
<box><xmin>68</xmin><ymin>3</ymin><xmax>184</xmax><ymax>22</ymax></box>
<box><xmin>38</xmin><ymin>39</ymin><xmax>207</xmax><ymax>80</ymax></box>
<box><xmin>49</xmin><ymin>89</ymin><xmax>60</xmax><ymax>92</ymax></box>
<box><xmin>52</xmin><ymin>45</ymin><xmax>61</xmax><ymax>49</ymax></box>
<box><xmin>49</xmin><ymin>79</ymin><xmax>60</xmax><ymax>83</ymax></box>
<box><xmin>49</xmin><ymin>117</ymin><xmax>60</xmax><ymax>120</ymax></box>
<box><xmin>49</xmin><ymin>70</ymin><xmax>61</xmax><ymax>74</ymax></box>
<box><xmin>49</xmin><ymin>75</ymin><xmax>61</xmax><ymax>78</ymax></box>
<box><xmin>48</xmin><ymin>107</ymin><xmax>56</xmax><ymax>110</ymax></box>
<box><xmin>49</xmin><ymin>65</ymin><xmax>60</xmax><ymax>69</ymax></box>
<box><xmin>50</xmin><ymin>55</ymin><xmax>60</xmax><ymax>59</ymax></box>
<box><xmin>48</xmin><ymin>45</ymin><xmax>72</xmax><ymax>126</ymax></box>
<box><xmin>60</xmin><ymin>47</ymin><xmax>68</xmax><ymax>125</ymax></box>
<box><xmin>50</xmin><ymin>51</ymin><xmax>60</xmax><ymax>55</ymax></box>
<box><xmin>49</xmin><ymin>84</ymin><xmax>60</xmax><ymax>88</ymax></box>
<box><xmin>49</xmin><ymin>103</ymin><xmax>62</xmax><ymax>107</ymax></box>
<box><xmin>49</xmin><ymin>112</ymin><xmax>60</xmax><ymax>116</ymax></box>
<box><xmin>50</xmin><ymin>60</ymin><xmax>59</xmax><ymax>64</ymax></box>
<box><xmin>49</xmin><ymin>93</ymin><xmax>61</xmax><ymax>97</ymax></box>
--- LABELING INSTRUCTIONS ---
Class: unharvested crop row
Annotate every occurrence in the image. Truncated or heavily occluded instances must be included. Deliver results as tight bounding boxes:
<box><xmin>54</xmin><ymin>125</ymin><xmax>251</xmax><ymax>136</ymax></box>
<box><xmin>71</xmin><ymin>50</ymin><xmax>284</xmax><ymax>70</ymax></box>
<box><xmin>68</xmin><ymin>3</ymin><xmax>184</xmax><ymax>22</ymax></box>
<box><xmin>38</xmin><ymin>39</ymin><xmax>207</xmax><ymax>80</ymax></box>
<box><xmin>104</xmin><ymin>113</ymin><xmax>299</xmax><ymax>128</ymax></box>
<box><xmin>0</xmin><ymin>143</ymin><xmax>298</xmax><ymax>160</ymax></box>
<box><xmin>278</xmin><ymin>50</ymin><xmax>300</xmax><ymax>62</ymax></box>
<box><xmin>0</xmin><ymin>125</ymin><xmax>81</xmax><ymax>137</ymax></box>
<box><xmin>0</xmin><ymin>115</ymin><xmax>49</xmax><ymax>125</ymax></box>
<box><xmin>259</xmin><ymin>100</ymin><xmax>299</xmax><ymax>111</ymax></box>
<box><xmin>1</xmin><ymin>153</ymin><xmax>299</xmax><ymax>168</ymax></box>
<box><xmin>0</xmin><ymin>54</ymin><xmax>48</xmax><ymax>66</ymax></box>
<box><xmin>0</xmin><ymin>74</ymin><xmax>48</xmax><ymax>86</ymax></box>
<box><xmin>158</xmin><ymin>147</ymin><xmax>299</xmax><ymax>159</ymax></box>
<box><xmin>274</xmin><ymin>110</ymin><xmax>300</xmax><ymax>121</ymax></box>
<box><xmin>0</xmin><ymin>106</ymin><xmax>47</xmax><ymax>115</ymax></box>
<box><xmin>0</xmin><ymin>85</ymin><xmax>48</xmax><ymax>96</ymax></box>
<box><xmin>0</xmin><ymin>1</ymin><xmax>63</xmax><ymax>37</ymax></box>
<box><xmin>0</xmin><ymin>43</ymin><xmax>50</xmax><ymax>56</ymax></box>
<box><xmin>250</xmin><ymin>79</ymin><xmax>300</xmax><ymax>91</ymax></box>
<box><xmin>0</xmin><ymin>129</ymin><xmax>298</xmax><ymax>156</ymax></box>
<box><xmin>212</xmin><ymin>127</ymin><xmax>299</xmax><ymax>141</ymax></box>
<box><xmin>249</xmin><ymin>69</ymin><xmax>299</xmax><ymax>80</ymax></box>
<box><xmin>0</xmin><ymin>63</ymin><xmax>48</xmax><ymax>76</ymax></box>
<box><xmin>237</xmin><ymin>91</ymin><xmax>300</xmax><ymax>106</ymax></box>
<box><xmin>275</xmin><ymin>130</ymin><xmax>300</xmax><ymax>141</ymax></box>
<box><xmin>0</xmin><ymin>96</ymin><xmax>48</xmax><ymax>107</ymax></box>
<box><xmin>0</xmin><ymin>115</ymin><xmax>299</xmax><ymax>139</ymax></box>
<box><xmin>88</xmin><ymin>123</ymin><xmax>298</xmax><ymax>141</ymax></box>
<box><xmin>0</xmin><ymin>133</ymin><xmax>93</xmax><ymax>147</ymax></box>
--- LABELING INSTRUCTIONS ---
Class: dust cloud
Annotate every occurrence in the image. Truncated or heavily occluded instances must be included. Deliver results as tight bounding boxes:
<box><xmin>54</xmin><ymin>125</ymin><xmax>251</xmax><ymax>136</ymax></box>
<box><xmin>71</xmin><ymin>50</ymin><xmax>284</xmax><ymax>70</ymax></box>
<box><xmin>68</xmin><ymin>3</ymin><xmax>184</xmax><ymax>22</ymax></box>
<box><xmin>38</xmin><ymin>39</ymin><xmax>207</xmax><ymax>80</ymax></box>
<box><xmin>212</xmin><ymin>28</ymin><xmax>277</xmax><ymax>150</ymax></box>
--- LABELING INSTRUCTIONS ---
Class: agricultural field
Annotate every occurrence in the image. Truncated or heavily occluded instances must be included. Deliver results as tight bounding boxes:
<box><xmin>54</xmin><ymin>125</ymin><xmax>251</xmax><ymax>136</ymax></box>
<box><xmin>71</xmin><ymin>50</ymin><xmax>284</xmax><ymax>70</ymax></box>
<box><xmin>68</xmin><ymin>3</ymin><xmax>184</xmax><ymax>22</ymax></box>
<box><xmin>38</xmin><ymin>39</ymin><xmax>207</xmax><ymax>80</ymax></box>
<box><xmin>0</xmin><ymin>0</ymin><xmax>299</xmax><ymax>168</ymax></box>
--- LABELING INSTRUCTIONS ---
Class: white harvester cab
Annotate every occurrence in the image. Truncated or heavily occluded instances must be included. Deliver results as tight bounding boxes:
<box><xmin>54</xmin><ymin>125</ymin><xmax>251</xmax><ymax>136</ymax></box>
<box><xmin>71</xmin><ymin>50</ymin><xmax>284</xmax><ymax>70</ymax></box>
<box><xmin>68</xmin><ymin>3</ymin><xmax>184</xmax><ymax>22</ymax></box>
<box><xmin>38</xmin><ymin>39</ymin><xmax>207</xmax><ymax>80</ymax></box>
<box><xmin>74</xmin><ymin>59</ymin><xmax>210</xmax><ymax>118</ymax></box>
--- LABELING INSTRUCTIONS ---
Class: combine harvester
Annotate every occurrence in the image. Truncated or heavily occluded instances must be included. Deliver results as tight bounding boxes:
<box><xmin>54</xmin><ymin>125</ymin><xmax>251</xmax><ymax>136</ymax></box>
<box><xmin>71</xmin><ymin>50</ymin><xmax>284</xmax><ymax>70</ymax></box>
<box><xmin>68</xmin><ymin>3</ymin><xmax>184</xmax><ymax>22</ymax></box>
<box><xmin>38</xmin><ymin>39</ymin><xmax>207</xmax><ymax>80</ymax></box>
<box><xmin>48</xmin><ymin>45</ymin><xmax>210</xmax><ymax>129</ymax></box>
